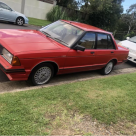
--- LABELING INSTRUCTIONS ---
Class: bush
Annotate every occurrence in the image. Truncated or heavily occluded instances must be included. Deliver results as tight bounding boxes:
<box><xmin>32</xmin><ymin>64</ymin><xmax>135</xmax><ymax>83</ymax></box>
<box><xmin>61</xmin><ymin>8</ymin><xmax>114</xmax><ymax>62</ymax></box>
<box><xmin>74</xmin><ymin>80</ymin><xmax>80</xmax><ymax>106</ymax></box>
<box><xmin>124</xmin><ymin>31</ymin><xmax>136</xmax><ymax>40</ymax></box>
<box><xmin>46</xmin><ymin>6</ymin><xmax>82</xmax><ymax>22</ymax></box>
<box><xmin>47</xmin><ymin>6</ymin><xmax>70</xmax><ymax>22</ymax></box>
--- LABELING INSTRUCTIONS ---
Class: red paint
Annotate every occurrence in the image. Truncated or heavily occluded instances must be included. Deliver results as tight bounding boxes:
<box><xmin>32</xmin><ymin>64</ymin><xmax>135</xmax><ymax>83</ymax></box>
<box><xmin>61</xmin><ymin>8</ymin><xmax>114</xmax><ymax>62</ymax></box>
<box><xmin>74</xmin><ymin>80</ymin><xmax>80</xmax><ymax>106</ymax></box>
<box><xmin>0</xmin><ymin>21</ymin><xmax>129</xmax><ymax>81</ymax></box>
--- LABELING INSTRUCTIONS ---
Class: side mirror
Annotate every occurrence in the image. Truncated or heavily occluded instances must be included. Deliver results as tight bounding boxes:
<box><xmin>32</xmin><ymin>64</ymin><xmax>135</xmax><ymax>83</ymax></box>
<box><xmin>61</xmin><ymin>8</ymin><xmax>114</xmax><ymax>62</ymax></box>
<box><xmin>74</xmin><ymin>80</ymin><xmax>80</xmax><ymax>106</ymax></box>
<box><xmin>126</xmin><ymin>37</ymin><xmax>130</xmax><ymax>40</ymax></box>
<box><xmin>74</xmin><ymin>45</ymin><xmax>85</xmax><ymax>51</ymax></box>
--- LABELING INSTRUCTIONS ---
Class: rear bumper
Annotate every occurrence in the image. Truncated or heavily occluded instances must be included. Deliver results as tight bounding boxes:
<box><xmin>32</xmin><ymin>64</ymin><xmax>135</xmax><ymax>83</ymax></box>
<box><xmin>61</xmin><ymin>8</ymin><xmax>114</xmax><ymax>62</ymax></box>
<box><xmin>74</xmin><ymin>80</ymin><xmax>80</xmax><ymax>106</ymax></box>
<box><xmin>127</xmin><ymin>52</ymin><xmax>136</xmax><ymax>63</ymax></box>
<box><xmin>0</xmin><ymin>56</ymin><xmax>29</xmax><ymax>81</ymax></box>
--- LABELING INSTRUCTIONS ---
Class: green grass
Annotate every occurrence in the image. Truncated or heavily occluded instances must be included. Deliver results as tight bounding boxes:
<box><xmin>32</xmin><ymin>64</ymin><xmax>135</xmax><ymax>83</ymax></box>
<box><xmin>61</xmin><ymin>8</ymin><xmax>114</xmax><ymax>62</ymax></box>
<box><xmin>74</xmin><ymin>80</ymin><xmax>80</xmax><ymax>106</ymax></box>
<box><xmin>1</xmin><ymin>73</ymin><xmax>136</xmax><ymax>134</ymax></box>
<box><xmin>28</xmin><ymin>17</ymin><xmax>52</xmax><ymax>26</ymax></box>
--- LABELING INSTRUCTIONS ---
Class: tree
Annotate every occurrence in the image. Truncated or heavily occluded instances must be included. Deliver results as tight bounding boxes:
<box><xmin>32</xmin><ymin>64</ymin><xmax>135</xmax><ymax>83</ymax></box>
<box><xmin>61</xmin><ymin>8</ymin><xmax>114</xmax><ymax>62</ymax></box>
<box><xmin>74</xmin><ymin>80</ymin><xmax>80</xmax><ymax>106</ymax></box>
<box><xmin>78</xmin><ymin>0</ymin><xmax>124</xmax><ymax>31</ymax></box>
<box><xmin>122</xmin><ymin>3</ymin><xmax>136</xmax><ymax>34</ymax></box>
<box><xmin>56</xmin><ymin>0</ymin><xmax>78</xmax><ymax>9</ymax></box>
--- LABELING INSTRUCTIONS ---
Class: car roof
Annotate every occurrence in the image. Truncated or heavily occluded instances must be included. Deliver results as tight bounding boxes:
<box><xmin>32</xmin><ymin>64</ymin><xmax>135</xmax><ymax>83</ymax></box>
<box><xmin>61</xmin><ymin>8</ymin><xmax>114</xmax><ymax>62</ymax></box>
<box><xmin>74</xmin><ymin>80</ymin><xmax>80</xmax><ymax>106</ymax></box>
<box><xmin>62</xmin><ymin>20</ymin><xmax>110</xmax><ymax>34</ymax></box>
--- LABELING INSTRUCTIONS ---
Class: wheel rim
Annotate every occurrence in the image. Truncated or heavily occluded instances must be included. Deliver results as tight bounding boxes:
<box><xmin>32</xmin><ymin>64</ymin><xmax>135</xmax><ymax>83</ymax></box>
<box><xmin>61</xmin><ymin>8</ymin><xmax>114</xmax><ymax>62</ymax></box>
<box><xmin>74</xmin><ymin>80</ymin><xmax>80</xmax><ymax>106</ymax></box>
<box><xmin>34</xmin><ymin>67</ymin><xmax>52</xmax><ymax>85</ymax></box>
<box><xmin>17</xmin><ymin>18</ymin><xmax>23</xmax><ymax>25</ymax></box>
<box><xmin>105</xmin><ymin>62</ymin><xmax>113</xmax><ymax>74</ymax></box>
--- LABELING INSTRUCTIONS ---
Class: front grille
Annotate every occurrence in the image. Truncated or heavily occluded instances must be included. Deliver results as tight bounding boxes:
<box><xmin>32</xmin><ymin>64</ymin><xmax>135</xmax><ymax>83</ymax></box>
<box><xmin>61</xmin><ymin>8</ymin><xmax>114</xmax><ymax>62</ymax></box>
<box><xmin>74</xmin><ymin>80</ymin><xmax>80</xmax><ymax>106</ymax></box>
<box><xmin>0</xmin><ymin>44</ymin><xmax>3</xmax><ymax>55</ymax></box>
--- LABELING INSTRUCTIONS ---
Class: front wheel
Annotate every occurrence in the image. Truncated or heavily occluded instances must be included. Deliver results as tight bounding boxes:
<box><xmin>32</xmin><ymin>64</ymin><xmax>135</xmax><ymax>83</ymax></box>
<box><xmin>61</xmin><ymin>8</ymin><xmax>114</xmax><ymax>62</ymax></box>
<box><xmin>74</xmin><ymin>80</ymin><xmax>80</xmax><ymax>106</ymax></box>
<box><xmin>100</xmin><ymin>61</ymin><xmax>114</xmax><ymax>75</ymax></box>
<box><xmin>29</xmin><ymin>63</ymin><xmax>54</xmax><ymax>86</ymax></box>
<box><xmin>16</xmin><ymin>17</ymin><xmax>24</xmax><ymax>26</ymax></box>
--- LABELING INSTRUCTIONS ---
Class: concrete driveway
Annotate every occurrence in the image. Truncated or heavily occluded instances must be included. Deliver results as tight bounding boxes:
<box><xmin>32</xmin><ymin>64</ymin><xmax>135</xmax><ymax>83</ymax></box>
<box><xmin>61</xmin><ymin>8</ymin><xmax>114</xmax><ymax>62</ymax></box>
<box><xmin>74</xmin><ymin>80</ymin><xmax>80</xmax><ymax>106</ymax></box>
<box><xmin>0</xmin><ymin>22</ymin><xmax>136</xmax><ymax>93</ymax></box>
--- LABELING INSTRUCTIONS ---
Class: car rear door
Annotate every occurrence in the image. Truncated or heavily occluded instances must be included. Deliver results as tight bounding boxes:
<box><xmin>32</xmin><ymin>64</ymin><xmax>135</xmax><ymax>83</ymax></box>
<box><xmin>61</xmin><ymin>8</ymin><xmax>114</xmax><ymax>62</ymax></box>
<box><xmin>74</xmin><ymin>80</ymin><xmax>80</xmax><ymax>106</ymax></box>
<box><xmin>0</xmin><ymin>2</ymin><xmax>16</xmax><ymax>22</ymax></box>
<box><xmin>63</xmin><ymin>32</ymin><xmax>98</xmax><ymax>73</ymax></box>
<box><xmin>94</xmin><ymin>33</ymin><xmax>116</xmax><ymax>65</ymax></box>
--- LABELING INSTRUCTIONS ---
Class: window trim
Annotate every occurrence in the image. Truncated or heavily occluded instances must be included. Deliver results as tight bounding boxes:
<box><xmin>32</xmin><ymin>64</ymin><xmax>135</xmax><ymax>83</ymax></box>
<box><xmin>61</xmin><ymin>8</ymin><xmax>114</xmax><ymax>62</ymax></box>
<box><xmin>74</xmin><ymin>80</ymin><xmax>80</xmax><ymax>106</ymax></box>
<box><xmin>71</xmin><ymin>31</ymin><xmax>116</xmax><ymax>50</ymax></box>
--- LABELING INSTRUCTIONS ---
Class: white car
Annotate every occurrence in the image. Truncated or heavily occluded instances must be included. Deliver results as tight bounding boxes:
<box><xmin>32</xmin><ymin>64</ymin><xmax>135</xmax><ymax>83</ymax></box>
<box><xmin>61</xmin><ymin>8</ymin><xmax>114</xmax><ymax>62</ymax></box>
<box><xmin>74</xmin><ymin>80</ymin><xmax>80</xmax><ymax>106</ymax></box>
<box><xmin>0</xmin><ymin>1</ymin><xmax>29</xmax><ymax>25</ymax></box>
<box><xmin>118</xmin><ymin>36</ymin><xmax>136</xmax><ymax>63</ymax></box>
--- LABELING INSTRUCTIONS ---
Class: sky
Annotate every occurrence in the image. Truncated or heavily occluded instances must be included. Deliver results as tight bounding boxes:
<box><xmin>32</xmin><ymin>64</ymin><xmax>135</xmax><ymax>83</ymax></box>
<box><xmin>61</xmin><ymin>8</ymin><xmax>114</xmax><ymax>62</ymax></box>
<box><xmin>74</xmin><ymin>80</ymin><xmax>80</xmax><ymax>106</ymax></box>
<box><xmin>122</xmin><ymin>0</ymin><xmax>136</xmax><ymax>13</ymax></box>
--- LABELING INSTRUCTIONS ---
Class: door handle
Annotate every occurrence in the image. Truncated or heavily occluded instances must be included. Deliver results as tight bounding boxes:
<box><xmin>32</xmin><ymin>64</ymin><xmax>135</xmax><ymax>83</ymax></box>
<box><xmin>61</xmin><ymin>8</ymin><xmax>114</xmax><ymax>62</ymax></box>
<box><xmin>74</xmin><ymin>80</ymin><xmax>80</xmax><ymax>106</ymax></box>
<box><xmin>111</xmin><ymin>51</ymin><xmax>114</xmax><ymax>53</ymax></box>
<box><xmin>90</xmin><ymin>52</ymin><xmax>95</xmax><ymax>54</ymax></box>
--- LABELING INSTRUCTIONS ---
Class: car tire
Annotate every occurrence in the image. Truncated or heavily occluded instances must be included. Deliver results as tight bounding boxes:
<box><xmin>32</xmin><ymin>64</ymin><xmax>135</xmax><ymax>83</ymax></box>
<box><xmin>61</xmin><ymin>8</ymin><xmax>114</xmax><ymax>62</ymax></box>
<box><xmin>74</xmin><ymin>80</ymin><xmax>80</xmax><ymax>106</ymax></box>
<box><xmin>16</xmin><ymin>17</ymin><xmax>24</xmax><ymax>26</ymax></box>
<box><xmin>29</xmin><ymin>63</ymin><xmax>54</xmax><ymax>86</ymax></box>
<box><xmin>100</xmin><ymin>61</ymin><xmax>114</xmax><ymax>75</ymax></box>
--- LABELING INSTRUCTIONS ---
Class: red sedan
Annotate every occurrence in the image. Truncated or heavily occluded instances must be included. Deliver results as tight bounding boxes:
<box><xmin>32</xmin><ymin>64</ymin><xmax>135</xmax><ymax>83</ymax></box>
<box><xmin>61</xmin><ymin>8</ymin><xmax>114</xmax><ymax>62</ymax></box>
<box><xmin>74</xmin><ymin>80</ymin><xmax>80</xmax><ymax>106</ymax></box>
<box><xmin>0</xmin><ymin>20</ymin><xmax>128</xmax><ymax>85</ymax></box>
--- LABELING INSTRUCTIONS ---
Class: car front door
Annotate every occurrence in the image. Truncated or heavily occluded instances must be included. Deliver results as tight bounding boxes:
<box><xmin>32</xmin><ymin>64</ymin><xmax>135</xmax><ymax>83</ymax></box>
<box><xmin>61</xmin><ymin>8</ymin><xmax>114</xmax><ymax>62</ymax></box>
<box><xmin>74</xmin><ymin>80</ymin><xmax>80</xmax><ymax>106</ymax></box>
<box><xmin>0</xmin><ymin>2</ymin><xmax>16</xmax><ymax>22</ymax></box>
<box><xmin>63</xmin><ymin>32</ymin><xmax>98</xmax><ymax>73</ymax></box>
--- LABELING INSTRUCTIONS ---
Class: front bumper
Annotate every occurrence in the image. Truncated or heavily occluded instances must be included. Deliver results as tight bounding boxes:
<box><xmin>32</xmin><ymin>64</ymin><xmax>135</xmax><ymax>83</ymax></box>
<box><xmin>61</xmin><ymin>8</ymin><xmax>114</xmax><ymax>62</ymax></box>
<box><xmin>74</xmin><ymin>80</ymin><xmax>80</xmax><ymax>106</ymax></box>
<box><xmin>24</xmin><ymin>17</ymin><xmax>29</xmax><ymax>24</ymax></box>
<box><xmin>0</xmin><ymin>55</ymin><xmax>28</xmax><ymax>81</ymax></box>
<box><xmin>127</xmin><ymin>52</ymin><xmax>136</xmax><ymax>63</ymax></box>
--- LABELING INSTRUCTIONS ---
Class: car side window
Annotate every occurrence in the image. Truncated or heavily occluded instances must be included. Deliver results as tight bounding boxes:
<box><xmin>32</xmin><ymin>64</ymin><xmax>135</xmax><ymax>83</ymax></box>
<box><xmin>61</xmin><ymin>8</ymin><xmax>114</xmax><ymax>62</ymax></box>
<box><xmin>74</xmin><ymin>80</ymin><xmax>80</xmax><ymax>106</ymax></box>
<box><xmin>78</xmin><ymin>32</ymin><xmax>96</xmax><ymax>49</ymax></box>
<box><xmin>97</xmin><ymin>33</ymin><xmax>107</xmax><ymax>49</ymax></box>
<box><xmin>0</xmin><ymin>3</ymin><xmax>11</xmax><ymax>10</ymax></box>
<box><xmin>107</xmin><ymin>35</ymin><xmax>115</xmax><ymax>49</ymax></box>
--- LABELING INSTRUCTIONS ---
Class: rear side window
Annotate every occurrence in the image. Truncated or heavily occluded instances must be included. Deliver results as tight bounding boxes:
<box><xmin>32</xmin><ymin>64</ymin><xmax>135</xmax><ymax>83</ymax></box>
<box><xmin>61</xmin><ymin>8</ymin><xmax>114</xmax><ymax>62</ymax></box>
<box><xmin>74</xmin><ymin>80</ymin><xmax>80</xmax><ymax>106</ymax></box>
<box><xmin>97</xmin><ymin>33</ymin><xmax>115</xmax><ymax>49</ymax></box>
<box><xmin>97</xmin><ymin>33</ymin><xmax>107</xmax><ymax>49</ymax></box>
<box><xmin>107</xmin><ymin>35</ymin><xmax>115</xmax><ymax>49</ymax></box>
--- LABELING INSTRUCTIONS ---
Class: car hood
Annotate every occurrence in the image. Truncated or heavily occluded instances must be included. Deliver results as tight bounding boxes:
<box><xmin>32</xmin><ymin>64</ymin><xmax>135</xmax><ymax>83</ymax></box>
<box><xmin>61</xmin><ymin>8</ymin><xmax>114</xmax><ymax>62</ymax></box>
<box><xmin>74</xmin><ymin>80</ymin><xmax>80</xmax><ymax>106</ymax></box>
<box><xmin>0</xmin><ymin>29</ymin><xmax>62</xmax><ymax>54</ymax></box>
<box><xmin>120</xmin><ymin>40</ymin><xmax>136</xmax><ymax>50</ymax></box>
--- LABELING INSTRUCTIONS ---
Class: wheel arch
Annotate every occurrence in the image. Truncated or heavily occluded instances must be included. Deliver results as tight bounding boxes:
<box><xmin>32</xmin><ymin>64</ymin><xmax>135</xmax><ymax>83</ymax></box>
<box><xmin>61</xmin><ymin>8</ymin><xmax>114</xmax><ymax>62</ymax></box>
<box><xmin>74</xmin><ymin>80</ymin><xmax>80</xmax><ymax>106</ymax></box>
<box><xmin>111</xmin><ymin>58</ymin><xmax>118</xmax><ymax>65</ymax></box>
<box><xmin>106</xmin><ymin>58</ymin><xmax>118</xmax><ymax>66</ymax></box>
<box><xmin>29</xmin><ymin>61</ymin><xmax>59</xmax><ymax>77</ymax></box>
<box><xmin>16</xmin><ymin>16</ymin><xmax>25</xmax><ymax>23</ymax></box>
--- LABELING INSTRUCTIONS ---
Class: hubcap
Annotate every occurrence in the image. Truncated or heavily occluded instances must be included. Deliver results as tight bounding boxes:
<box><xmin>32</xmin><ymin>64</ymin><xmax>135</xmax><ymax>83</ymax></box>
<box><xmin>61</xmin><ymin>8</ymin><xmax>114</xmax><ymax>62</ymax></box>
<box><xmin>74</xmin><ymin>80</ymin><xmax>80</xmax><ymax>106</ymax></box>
<box><xmin>34</xmin><ymin>67</ymin><xmax>52</xmax><ymax>85</ymax></box>
<box><xmin>105</xmin><ymin>62</ymin><xmax>113</xmax><ymax>74</ymax></box>
<box><xmin>17</xmin><ymin>18</ymin><xmax>23</xmax><ymax>25</ymax></box>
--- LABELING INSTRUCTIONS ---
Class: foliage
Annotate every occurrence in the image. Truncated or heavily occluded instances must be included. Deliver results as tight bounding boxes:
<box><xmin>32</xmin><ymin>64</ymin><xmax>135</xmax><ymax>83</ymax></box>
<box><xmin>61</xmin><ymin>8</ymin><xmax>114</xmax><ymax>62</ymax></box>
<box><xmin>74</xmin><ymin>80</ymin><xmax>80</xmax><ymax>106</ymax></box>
<box><xmin>46</xmin><ymin>6</ymin><xmax>81</xmax><ymax>22</ymax></box>
<box><xmin>46</xmin><ymin>6</ymin><xmax>70</xmax><ymax>22</ymax></box>
<box><xmin>78</xmin><ymin>0</ymin><xmax>124</xmax><ymax>31</ymax></box>
<box><xmin>56</xmin><ymin>0</ymin><xmax>78</xmax><ymax>9</ymax></box>
<box><xmin>124</xmin><ymin>31</ymin><xmax>136</xmax><ymax>39</ymax></box>
<box><xmin>121</xmin><ymin>4</ymin><xmax>136</xmax><ymax>34</ymax></box>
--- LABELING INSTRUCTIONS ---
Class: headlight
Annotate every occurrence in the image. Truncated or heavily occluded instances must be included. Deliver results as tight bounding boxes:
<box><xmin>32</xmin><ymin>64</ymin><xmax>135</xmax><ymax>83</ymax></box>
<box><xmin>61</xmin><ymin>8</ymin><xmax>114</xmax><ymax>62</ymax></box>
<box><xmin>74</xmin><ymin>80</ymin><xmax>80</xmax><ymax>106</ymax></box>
<box><xmin>2</xmin><ymin>48</ymin><xmax>13</xmax><ymax>64</ymax></box>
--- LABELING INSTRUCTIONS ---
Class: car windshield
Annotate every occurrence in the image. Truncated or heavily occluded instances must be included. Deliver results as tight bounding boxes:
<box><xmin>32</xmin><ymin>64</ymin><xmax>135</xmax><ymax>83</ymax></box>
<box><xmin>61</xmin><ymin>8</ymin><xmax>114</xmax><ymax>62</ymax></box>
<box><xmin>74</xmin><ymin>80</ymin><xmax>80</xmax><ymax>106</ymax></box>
<box><xmin>129</xmin><ymin>36</ymin><xmax>136</xmax><ymax>43</ymax></box>
<box><xmin>40</xmin><ymin>21</ymin><xmax>84</xmax><ymax>47</ymax></box>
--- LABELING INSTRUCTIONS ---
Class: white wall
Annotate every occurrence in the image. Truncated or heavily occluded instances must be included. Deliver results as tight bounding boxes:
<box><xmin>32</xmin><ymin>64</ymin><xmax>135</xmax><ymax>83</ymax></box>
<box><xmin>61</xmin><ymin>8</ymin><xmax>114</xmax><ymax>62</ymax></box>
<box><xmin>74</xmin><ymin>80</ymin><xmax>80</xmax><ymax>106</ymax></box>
<box><xmin>24</xmin><ymin>0</ymin><xmax>55</xmax><ymax>20</ymax></box>
<box><xmin>0</xmin><ymin>0</ymin><xmax>56</xmax><ymax>20</ymax></box>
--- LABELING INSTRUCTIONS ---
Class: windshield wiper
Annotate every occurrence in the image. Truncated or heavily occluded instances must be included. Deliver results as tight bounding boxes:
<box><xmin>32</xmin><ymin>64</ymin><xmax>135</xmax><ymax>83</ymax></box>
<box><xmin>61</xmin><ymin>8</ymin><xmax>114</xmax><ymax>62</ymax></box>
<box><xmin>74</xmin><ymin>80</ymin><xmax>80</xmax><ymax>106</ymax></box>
<box><xmin>54</xmin><ymin>38</ymin><xmax>68</xmax><ymax>45</ymax></box>
<box><xmin>41</xmin><ymin>31</ymin><xmax>51</xmax><ymax>37</ymax></box>
<box><xmin>40</xmin><ymin>31</ymin><xmax>68</xmax><ymax>46</ymax></box>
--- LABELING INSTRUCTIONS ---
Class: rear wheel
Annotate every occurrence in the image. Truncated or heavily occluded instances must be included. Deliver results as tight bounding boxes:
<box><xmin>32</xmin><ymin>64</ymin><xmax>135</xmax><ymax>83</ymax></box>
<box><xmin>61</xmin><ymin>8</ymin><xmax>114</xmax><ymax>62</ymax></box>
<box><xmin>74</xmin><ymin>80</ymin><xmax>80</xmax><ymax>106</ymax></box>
<box><xmin>29</xmin><ymin>63</ymin><xmax>54</xmax><ymax>86</ymax></box>
<box><xmin>100</xmin><ymin>61</ymin><xmax>114</xmax><ymax>75</ymax></box>
<box><xmin>16</xmin><ymin>17</ymin><xmax>24</xmax><ymax>26</ymax></box>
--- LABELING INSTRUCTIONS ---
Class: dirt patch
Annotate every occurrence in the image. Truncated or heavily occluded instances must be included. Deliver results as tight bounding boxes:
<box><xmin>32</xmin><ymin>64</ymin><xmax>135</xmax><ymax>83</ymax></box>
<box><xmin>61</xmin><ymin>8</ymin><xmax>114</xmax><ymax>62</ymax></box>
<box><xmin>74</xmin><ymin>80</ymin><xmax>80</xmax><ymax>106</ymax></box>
<box><xmin>44</xmin><ymin>109</ymin><xmax>136</xmax><ymax>135</ymax></box>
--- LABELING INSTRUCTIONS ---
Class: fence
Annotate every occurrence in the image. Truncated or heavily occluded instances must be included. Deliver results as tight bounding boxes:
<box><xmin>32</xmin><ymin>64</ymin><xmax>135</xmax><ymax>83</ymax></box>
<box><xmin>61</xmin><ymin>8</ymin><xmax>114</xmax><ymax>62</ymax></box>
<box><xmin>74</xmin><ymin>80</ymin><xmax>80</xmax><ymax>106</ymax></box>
<box><xmin>114</xmin><ymin>30</ymin><xmax>136</xmax><ymax>40</ymax></box>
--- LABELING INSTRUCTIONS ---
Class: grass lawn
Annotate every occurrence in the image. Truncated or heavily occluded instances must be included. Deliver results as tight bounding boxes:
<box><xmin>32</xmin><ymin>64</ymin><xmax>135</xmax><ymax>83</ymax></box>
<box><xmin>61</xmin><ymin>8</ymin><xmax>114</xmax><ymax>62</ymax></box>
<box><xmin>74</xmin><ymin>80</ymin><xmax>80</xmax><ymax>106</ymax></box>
<box><xmin>28</xmin><ymin>17</ymin><xmax>52</xmax><ymax>27</ymax></box>
<box><xmin>1</xmin><ymin>73</ymin><xmax>136</xmax><ymax>135</ymax></box>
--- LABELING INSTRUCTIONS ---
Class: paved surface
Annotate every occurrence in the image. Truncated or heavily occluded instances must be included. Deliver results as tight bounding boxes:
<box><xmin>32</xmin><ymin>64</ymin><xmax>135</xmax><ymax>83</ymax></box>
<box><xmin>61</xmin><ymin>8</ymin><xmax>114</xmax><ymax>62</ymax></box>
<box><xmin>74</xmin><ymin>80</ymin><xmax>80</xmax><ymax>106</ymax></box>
<box><xmin>0</xmin><ymin>21</ymin><xmax>40</xmax><ymax>30</ymax></box>
<box><xmin>0</xmin><ymin>22</ymin><xmax>136</xmax><ymax>93</ymax></box>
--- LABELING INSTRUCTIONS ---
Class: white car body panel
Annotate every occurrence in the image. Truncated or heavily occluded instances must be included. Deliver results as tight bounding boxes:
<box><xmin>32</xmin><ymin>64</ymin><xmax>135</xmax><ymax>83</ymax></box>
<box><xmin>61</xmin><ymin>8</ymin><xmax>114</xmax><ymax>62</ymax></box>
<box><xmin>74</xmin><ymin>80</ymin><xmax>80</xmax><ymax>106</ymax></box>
<box><xmin>119</xmin><ymin>40</ymin><xmax>136</xmax><ymax>63</ymax></box>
